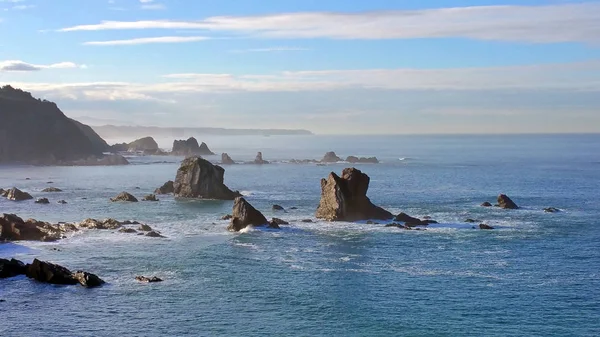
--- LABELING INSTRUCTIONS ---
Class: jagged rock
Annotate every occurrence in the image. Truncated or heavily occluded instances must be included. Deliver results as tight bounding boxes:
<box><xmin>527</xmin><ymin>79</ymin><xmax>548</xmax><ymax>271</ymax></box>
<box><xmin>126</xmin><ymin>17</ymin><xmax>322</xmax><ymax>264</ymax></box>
<box><xmin>57</xmin><ymin>200</ymin><xmax>67</xmax><ymax>204</ymax></box>
<box><xmin>142</xmin><ymin>194</ymin><xmax>158</xmax><ymax>201</ymax></box>
<box><xmin>172</xmin><ymin>137</ymin><xmax>214</xmax><ymax>156</ymax></box>
<box><xmin>316</xmin><ymin>168</ymin><xmax>393</xmax><ymax>221</ymax></box>
<box><xmin>227</xmin><ymin>197</ymin><xmax>269</xmax><ymax>232</ymax></box>
<box><xmin>481</xmin><ymin>202</ymin><xmax>492</xmax><ymax>207</ymax></box>
<box><xmin>35</xmin><ymin>198</ymin><xmax>50</xmax><ymax>204</ymax></box>
<box><xmin>138</xmin><ymin>224</ymin><xmax>153</xmax><ymax>231</ymax></box>
<box><xmin>110</xmin><ymin>192</ymin><xmax>138</xmax><ymax>202</ymax></box>
<box><xmin>77</xmin><ymin>218</ymin><xmax>121</xmax><ymax>230</ymax></box>
<box><xmin>118</xmin><ymin>228</ymin><xmax>137</xmax><ymax>233</ymax></box>
<box><xmin>271</xmin><ymin>218</ymin><xmax>289</xmax><ymax>225</ymax></box>
<box><xmin>173</xmin><ymin>156</ymin><xmax>241</xmax><ymax>200</ymax></box>
<box><xmin>479</xmin><ymin>224</ymin><xmax>494</xmax><ymax>230</ymax></box>
<box><xmin>253</xmin><ymin>152</ymin><xmax>269</xmax><ymax>164</ymax></box>
<box><xmin>102</xmin><ymin>218</ymin><xmax>122</xmax><ymax>229</ymax></box>
<box><xmin>0</xmin><ymin>258</ymin><xmax>27</xmax><ymax>278</ymax></box>
<box><xmin>72</xmin><ymin>271</ymin><xmax>105</xmax><ymax>288</ymax></box>
<box><xmin>155</xmin><ymin>180</ymin><xmax>174</xmax><ymax>194</ymax></box>
<box><xmin>272</xmin><ymin>204</ymin><xmax>285</xmax><ymax>211</ymax></box>
<box><xmin>221</xmin><ymin>153</ymin><xmax>235</xmax><ymax>165</ymax></box>
<box><xmin>136</xmin><ymin>276</ymin><xmax>163</xmax><ymax>283</ymax></box>
<box><xmin>122</xmin><ymin>220</ymin><xmax>141</xmax><ymax>225</ymax></box>
<box><xmin>346</xmin><ymin>156</ymin><xmax>379</xmax><ymax>164</ymax></box>
<box><xmin>145</xmin><ymin>231</ymin><xmax>165</xmax><ymax>238</ymax></box>
<box><xmin>394</xmin><ymin>213</ymin><xmax>421</xmax><ymax>223</ymax></box>
<box><xmin>0</xmin><ymin>213</ymin><xmax>62</xmax><ymax>241</ymax></box>
<box><xmin>321</xmin><ymin>151</ymin><xmax>342</xmax><ymax>163</ymax></box>
<box><xmin>42</xmin><ymin>187</ymin><xmax>63</xmax><ymax>192</ymax></box>
<box><xmin>221</xmin><ymin>214</ymin><xmax>233</xmax><ymax>220</ymax></box>
<box><xmin>497</xmin><ymin>194</ymin><xmax>519</xmax><ymax>209</ymax></box>
<box><xmin>6</xmin><ymin>187</ymin><xmax>33</xmax><ymax>201</ymax></box>
<box><xmin>127</xmin><ymin>136</ymin><xmax>159</xmax><ymax>154</ymax></box>
<box><xmin>544</xmin><ymin>207</ymin><xmax>560</xmax><ymax>213</ymax></box>
<box><xmin>26</xmin><ymin>259</ymin><xmax>78</xmax><ymax>285</ymax></box>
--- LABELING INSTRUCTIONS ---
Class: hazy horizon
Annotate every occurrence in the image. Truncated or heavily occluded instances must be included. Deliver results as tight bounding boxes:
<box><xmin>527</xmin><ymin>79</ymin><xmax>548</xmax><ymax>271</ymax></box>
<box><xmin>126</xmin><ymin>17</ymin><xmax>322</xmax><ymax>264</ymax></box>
<box><xmin>2</xmin><ymin>0</ymin><xmax>600</xmax><ymax>134</ymax></box>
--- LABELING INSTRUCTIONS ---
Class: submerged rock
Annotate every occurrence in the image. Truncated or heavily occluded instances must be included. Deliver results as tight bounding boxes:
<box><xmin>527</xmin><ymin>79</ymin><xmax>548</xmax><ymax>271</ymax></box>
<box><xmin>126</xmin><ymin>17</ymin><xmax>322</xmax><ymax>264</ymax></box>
<box><xmin>72</xmin><ymin>271</ymin><xmax>105</xmax><ymax>288</ymax></box>
<box><xmin>0</xmin><ymin>258</ymin><xmax>27</xmax><ymax>278</ymax></box>
<box><xmin>118</xmin><ymin>228</ymin><xmax>137</xmax><ymax>234</ymax></box>
<box><xmin>57</xmin><ymin>200</ymin><xmax>68</xmax><ymax>204</ymax></box>
<box><xmin>227</xmin><ymin>197</ymin><xmax>269</xmax><ymax>232</ymax></box>
<box><xmin>138</xmin><ymin>224</ymin><xmax>153</xmax><ymax>232</ymax></box>
<box><xmin>173</xmin><ymin>156</ymin><xmax>241</xmax><ymax>200</ymax></box>
<box><xmin>6</xmin><ymin>187</ymin><xmax>33</xmax><ymax>201</ymax></box>
<box><xmin>316</xmin><ymin>168</ymin><xmax>393</xmax><ymax>221</ymax></box>
<box><xmin>497</xmin><ymin>194</ymin><xmax>519</xmax><ymax>209</ymax></box>
<box><xmin>136</xmin><ymin>275</ymin><xmax>163</xmax><ymax>283</ymax></box>
<box><xmin>110</xmin><ymin>192</ymin><xmax>138</xmax><ymax>202</ymax></box>
<box><xmin>271</xmin><ymin>218</ymin><xmax>289</xmax><ymax>226</ymax></box>
<box><xmin>544</xmin><ymin>207</ymin><xmax>560</xmax><ymax>213</ymax></box>
<box><xmin>155</xmin><ymin>180</ymin><xmax>174</xmax><ymax>195</ymax></box>
<box><xmin>321</xmin><ymin>151</ymin><xmax>342</xmax><ymax>163</ymax></box>
<box><xmin>253</xmin><ymin>152</ymin><xmax>269</xmax><ymax>164</ymax></box>
<box><xmin>301</xmin><ymin>219</ymin><xmax>313</xmax><ymax>223</ymax></box>
<box><xmin>42</xmin><ymin>187</ymin><xmax>63</xmax><ymax>192</ymax></box>
<box><xmin>221</xmin><ymin>153</ymin><xmax>235</xmax><ymax>165</ymax></box>
<box><xmin>35</xmin><ymin>198</ymin><xmax>50</xmax><ymax>204</ymax></box>
<box><xmin>479</xmin><ymin>223</ymin><xmax>494</xmax><ymax>230</ymax></box>
<box><xmin>481</xmin><ymin>202</ymin><xmax>493</xmax><ymax>207</ymax></box>
<box><xmin>272</xmin><ymin>204</ymin><xmax>285</xmax><ymax>211</ymax></box>
<box><xmin>142</xmin><ymin>194</ymin><xmax>158</xmax><ymax>202</ymax></box>
<box><xmin>145</xmin><ymin>231</ymin><xmax>165</xmax><ymax>238</ymax></box>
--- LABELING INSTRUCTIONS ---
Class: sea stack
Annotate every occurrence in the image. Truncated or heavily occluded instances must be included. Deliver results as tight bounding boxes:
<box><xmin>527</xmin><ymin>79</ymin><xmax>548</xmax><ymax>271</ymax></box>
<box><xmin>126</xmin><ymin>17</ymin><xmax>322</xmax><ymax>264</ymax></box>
<box><xmin>316</xmin><ymin>168</ymin><xmax>393</xmax><ymax>221</ymax></box>
<box><xmin>253</xmin><ymin>152</ymin><xmax>269</xmax><ymax>164</ymax></box>
<box><xmin>221</xmin><ymin>153</ymin><xmax>235</xmax><ymax>165</ymax></box>
<box><xmin>173</xmin><ymin>156</ymin><xmax>241</xmax><ymax>200</ymax></box>
<box><xmin>171</xmin><ymin>137</ymin><xmax>214</xmax><ymax>156</ymax></box>
<box><xmin>321</xmin><ymin>151</ymin><xmax>343</xmax><ymax>163</ymax></box>
<box><xmin>227</xmin><ymin>197</ymin><xmax>276</xmax><ymax>231</ymax></box>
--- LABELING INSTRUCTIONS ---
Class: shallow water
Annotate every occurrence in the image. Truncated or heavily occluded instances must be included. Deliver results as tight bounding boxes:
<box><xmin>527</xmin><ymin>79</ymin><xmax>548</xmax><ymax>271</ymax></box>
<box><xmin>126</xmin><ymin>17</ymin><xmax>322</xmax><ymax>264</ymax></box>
<box><xmin>1</xmin><ymin>134</ymin><xmax>600</xmax><ymax>336</ymax></box>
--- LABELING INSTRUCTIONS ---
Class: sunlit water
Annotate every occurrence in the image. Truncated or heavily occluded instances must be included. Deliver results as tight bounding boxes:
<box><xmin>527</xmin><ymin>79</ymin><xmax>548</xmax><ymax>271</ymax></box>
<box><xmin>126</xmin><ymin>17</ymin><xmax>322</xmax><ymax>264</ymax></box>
<box><xmin>1</xmin><ymin>134</ymin><xmax>599</xmax><ymax>336</ymax></box>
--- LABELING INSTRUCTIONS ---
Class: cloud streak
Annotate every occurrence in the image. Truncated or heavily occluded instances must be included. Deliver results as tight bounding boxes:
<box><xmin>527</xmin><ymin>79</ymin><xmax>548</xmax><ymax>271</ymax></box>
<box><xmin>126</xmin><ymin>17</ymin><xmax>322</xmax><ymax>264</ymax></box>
<box><xmin>0</xmin><ymin>60</ymin><xmax>82</xmax><ymax>72</ymax></box>
<box><xmin>83</xmin><ymin>36</ymin><xmax>209</xmax><ymax>45</ymax></box>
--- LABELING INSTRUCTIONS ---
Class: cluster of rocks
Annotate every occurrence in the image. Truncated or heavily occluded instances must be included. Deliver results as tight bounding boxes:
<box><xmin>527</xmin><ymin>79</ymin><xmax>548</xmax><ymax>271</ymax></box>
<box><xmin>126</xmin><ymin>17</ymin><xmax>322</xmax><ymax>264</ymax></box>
<box><xmin>171</xmin><ymin>137</ymin><xmax>214</xmax><ymax>156</ymax></box>
<box><xmin>320</xmin><ymin>151</ymin><xmax>379</xmax><ymax>164</ymax></box>
<box><xmin>110</xmin><ymin>192</ymin><xmax>158</xmax><ymax>202</ymax></box>
<box><xmin>1</xmin><ymin>187</ymin><xmax>69</xmax><ymax>204</ymax></box>
<box><xmin>0</xmin><ymin>258</ymin><xmax>104</xmax><ymax>288</ymax></box>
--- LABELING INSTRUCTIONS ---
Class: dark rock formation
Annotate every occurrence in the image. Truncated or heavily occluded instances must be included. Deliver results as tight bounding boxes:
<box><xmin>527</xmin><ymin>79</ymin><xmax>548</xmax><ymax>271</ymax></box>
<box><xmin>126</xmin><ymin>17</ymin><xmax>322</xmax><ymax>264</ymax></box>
<box><xmin>271</xmin><ymin>218</ymin><xmax>289</xmax><ymax>226</ymax></box>
<box><xmin>42</xmin><ymin>187</ymin><xmax>63</xmax><ymax>192</ymax></box>
<box><xmin>394</xmin><ymin>213</ymin><xmax>421</xmax><ymax>223</ymax></box>
<box><xmin>138</xmin><ymin>224</ymin><xmax>153</xmax><ymax>232</ymax></box>
<box><xmin>145</xmin><ymin>231</ymin><xmax>165</xmax><ymax>238</ymax></box>
<box><xmin>26</xmin><ymin>259</ymin><xmax>79</xmax><ymax>285</ymax></box>
<box><xmin>301</xmin><ymin>219</ymin><xmax>313</xmax><ymax>223</ymax></box>
<box><xmin>479</xmin><ymin>223</ymin><xmax>494</xmax><ymax>230</ymax></box>
<box><xmin>544</xmin><ymin>207</ymin><xmax>560</xmax><ymax>213</ymax></box>
<box><xmin>118</xmin><ymin>228</ymin><xmax>137</xmax><ymax>233</ymax></box>
<box><xmin>57</xmin><ymin>200</ymin><xmax>67</xmax><ymax>204</ymax></box>
<box><xmin>110</xmin><ymin>192</ymin><xmax>138</xmax><ymax>202</ymax></box>
<box><xmin>221</xmin><ymin>153</ymin><xmax>235</xmax><ymax>165</ymax></box>
<box><xmin>272</xmin><ymin>204</ymin><xmax>285</xmax><ymax>211</ymax></box>
<box><xmin>173</xmin><ymin>156</ymin><xmax>241</xmax><ymax>200</ymax></box>
<box><xmin>253</xmin><ymin>152</ymin><xmax>269</xmax><ymax>164</ymax></box>
<box><xmin>155</xmin><ymin>180</ymin><xmax>174</xmax><ymax>194</ymax></box>
<box><xmin>72</xmin><ymin>271</ymin><xmax>105</xmax><ymax>288</ymax></box>
<box><xmin>0</xmin><ymin>86</ymin><xmax>111</xmax><ymax>164</ymax></box>
<box><xmin>127</xmin><ymin>136</ymin><xmax>159</xmax><ymax>154</ymax></box>
<box><xmin>0</xmin><ymin>258</ymin><xmax>26</xmax><ymax>278</ymax></box>
<box><xmin>172</xmin><ymin>137</ymin><xmax>214</xmax><ymax>156</ymax></box>
<box><xmin>136</xmin><ymin>275</ymin><xmax>163</xmax><ymax>283</ymax></box>
<box><xmin>0</xmin><ymin>213</ymin><xmax>62</xmax><ymax>241</ymax></box>
<box><xmin>109</xmin><ymin>142</ymin><xmax>128</xmax><ymax>152</ymax></box>
<box><xmin>142</xmin><ymin>194</ymin><xmax>158</xmax><ymax>201</ymax></box>
<box><xmin>221</xmin><ymin>214</ymin><xmax>232</xmax><ymax>221</ymax></box>
<box><xmin>497</xmin><ymin>194</ymin><xmax>519</xmax><ymax>209</ymax></box>
<box><xmin>316</xmin><ymin>168</ymin><xmax>393</xmax><ymax>221</ymax></box>
<box><xmin>227</xmin><ymin>197</ymin><xmax>269</xmax><ymax>232</ymax></box>
<box><xmin>35</xmin><ymin>198</ymin><xmax>50</xmax><ymax>204</ymax></box>
<box><xmin>346</xmin><ymin>156</ymin><xmax>379</xmax><ymax>164</ymax></box>
<box><xmin>5</xmin><ymin>187</ymin><xmax>33</xmax><ymax>201</ymax></box>
<box><xmin>481</xmin><ymin>202</ymin><xmax>492</xmax><ymax>207</ymax></box>
<box><xmin>321</xmin><ymin>151</ymin><xmax>342</xmax><ymax>163</ymax></box>
<box><xmin>77</xmin><ymin>218</ymin><xmax>121</xmax><ymax>230</ymax></box>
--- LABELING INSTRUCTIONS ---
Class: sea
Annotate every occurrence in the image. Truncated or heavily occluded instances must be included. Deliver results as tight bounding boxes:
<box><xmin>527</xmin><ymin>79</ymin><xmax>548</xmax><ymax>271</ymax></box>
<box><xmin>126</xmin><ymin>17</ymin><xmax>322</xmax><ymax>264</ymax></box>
<box><xmin>1</xmin><ymin>134</ymin><xmax>599</xmax><ymax>337</ymax></box>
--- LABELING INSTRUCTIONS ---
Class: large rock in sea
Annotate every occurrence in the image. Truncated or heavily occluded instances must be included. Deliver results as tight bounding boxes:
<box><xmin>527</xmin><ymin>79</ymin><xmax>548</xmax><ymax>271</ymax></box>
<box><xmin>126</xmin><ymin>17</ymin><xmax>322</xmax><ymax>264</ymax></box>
<box><xmin>155</xmin><ymin>180</ymin><xmax>174</xmax><ymax>194</ymax></box>
<box><xmin>172</xmin><ymin>137</ymin><xmax>214</xmax><ymax>156</ymax></box>
<box><xmin>321</xmin><ymin>151</ymin><xmax>342</xmax><ymax>163</ymax></box>
<box><xmin>0</xmin><ymin>213</ymin><xmax>63</xmax><ymax>241</ymax></box>
<box><xmin>497</xmin><ymin>194</ymin><xmax>519</xmax><ymax>209</ymax></box>
<box><xmin>227</xmin><ymin>197</ymin><xmax>273</xmax><ymax>231</ymax></box>
<box><xmin>72</xmin><ymin>271</ymin><xmax>105</xmax><ymax>288</ymax></box>
<box><xmin>0</xmin><ymin>86</ymin><xmax>111</xmax><ymax>164</ymax></box>
<box><xmin>26</xmin><ymin>259</ymin><xmax>79</xmax><ymax>285</ymax></box>
<box><xmin>316</xmin><ymin>168</ymin><xmax>393</xmax><ymax>221</ymax></box>
<box><xmin>127</xmin><ymin>136</ymin><xmax>160</xmax><ymax>154</ymax></box>
<box><xmin>253</xmin><ymin>152</ymin><xmax>269</xmax><ymax>164</ymax></box>
<box><xmin>5</xmin><ymin>187</ymin><xmax>33</xmax><ymax>201</ymax></box>
<box><xmin>110</xmin><ymin>192</ymin><xmax>138</xmax><ymax>202</ymax></box>
<box><xmin>0</xmin><ymin>258</ymin><xmax>27</xmax><ymax>278</ymax></box>
<box><xmin>221</xmin><ymin>153</ymin><xmax>235</xmax><ymax>165</ymax></box>
<box><xmin>173</xmin><ymin>156</ymin><xmax>241</xmax><ymax>200</ymax></box>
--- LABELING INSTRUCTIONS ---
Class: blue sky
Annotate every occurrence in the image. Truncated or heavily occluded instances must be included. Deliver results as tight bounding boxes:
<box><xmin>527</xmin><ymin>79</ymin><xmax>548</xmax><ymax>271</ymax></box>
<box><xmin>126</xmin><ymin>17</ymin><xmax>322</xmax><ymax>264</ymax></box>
<box><xmin>1</xmin><ymin>0</ymin><xmax>600</xmax><ymax>134</ymax></box>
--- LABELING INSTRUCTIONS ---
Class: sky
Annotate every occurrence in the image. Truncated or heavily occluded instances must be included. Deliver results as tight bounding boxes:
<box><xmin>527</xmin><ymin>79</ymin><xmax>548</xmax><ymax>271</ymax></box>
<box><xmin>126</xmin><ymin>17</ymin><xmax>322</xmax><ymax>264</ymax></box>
<box><xmin>1</xmin><ymin>0</ymin><xmax>600</xmax><ymax>134</ymax></box>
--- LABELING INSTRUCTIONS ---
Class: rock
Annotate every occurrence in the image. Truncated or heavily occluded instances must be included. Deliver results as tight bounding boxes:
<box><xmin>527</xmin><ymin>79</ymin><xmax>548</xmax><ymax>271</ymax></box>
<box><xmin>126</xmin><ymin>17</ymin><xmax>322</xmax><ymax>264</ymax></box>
<box><xmin>465</xmin><ymin>218</ymin><xmax>479</xmax><ymax>223</ymax></box>
<box><xmin>385</xmin><ymin>223</ymin><xmax>405</xmax><ymax>228</ymax></box>
<box><xmin>155</xmin><ymin>180</ymin><xmax>174</xmax><ymax>194</ymax></box>
<box><xmin>481</xmin><ymin>202</ymin><xmax>492</xmax><ymax>207</ymax></box>
<box><xmin>316</xmin><ymin>168</ymin><xmax>393</xmax><ymax>221</ymax></box>
<box><xmin>289</xmin><ymin>207</ymin><xmax>298</xmax><ymax>210</ymax></box>
<box><xmin>394</xmin><ymin>212</ymin><xmax>421</xmax><ymax>223</ymax></box>
<box><xmin>479</xmin><ymin>223</ymin><xmax>494</xmax><ymax>230</ymax></box>
<box><xmin>253</xmin><ymin>152</ymin><xmax>269</xmax><ymax>164</ymax></box>
<box><xmin>35</xmin><ymin>198</ymin><xmax>50</xmax><ymax>204</ymax></box>
<box><xmin>118</xmin><ymin>228</ymin><xmax>137</xmax><ymax>233</ymax></box>
<box><xmin>0</xmin><ymin>258</ymin><xmax>27</xmax><ymax>278</ymax></box>
<box><xmin>57</xmin><ymin>200</ymin><xmax>68</xmax><ymax>204</ymax></box>
<box><xmin>138</xmin><ymin>224</ymin><xmax>153</xmax><ymax>231</ymax></box>
<box><xmin>172</xmin><ymin>137</ymin><xmax>214</xmax><ymax>156</ymax></box>
<box><xmin>366</xmin><ymin>220</ymin><xmax>380</xmax><ymax>225</ymax></box>
<box><xmin>72</xmin><ymin>271</ymin><xmax>105</xmax><ymax>288</ymax></box>
<box><xmin>227</xmin><ymin>197</ymin><xmax>269</xmax><ymax>232</ymax></box>
<box><xmin>173</xmin><ymin>156</ymin><xmax>241</xmax><ymax>200</ymax></box>
<box><xmin>497</xmin><ymin>194</ymin><xmax>519</xmax><ymax>209</ymax></box>
<box><xmin>0</xmin><ymin>213</ymin><xmax>62</xmax><ymax>241</ymax></box>
<box><xmin>221</xmin><ymin>153</ymin><xmax>235</xmax><ymax>165</ymax></box>
<box><xmin>221</xmin><ymin>214</ymin><xmax>233</xmax><ymax>221</ymax></box>
<box><xmin>346</xmin><ymin>156</ymin><xmax>379</xmax><ymax>164</ymax></box>
<box><xmin>26</xmin><ymin>259</ymin><xmax>78</xmax><ymax>285</ymax></box>
<box><xmin>47</xmin><ymin>181</ymin><xmax>53</xmax><ymax>184</ymax></box>
<box><xmin>301</xmin><ymin>219</ymin><xmax>313</xmax><ymax>223</ymax></box>
<box><xmin>5</xmin><ymin>187</ymin><xmax>33</xmax><ymax>201</ymax></box>
<box><xmin>142</xmin><ymin>194</ymin><xmax>158</xmax><ymax>202</ymax></box>
<box><xmin>272</xmin><ymin>204</ymin><xmax>285</xmax><ymax>211</ymax></box>
<box><xmin>422</xmin><ymin>219</ymin><xmax>438</xmax><ymax>224</ymax></box>
<box><xmin>102</xmin><ymin>218</ymin><xmax>122</xmax><ymax>229</ymax></box>
<box><xmin>136</xmin><ymin>275</ymin><xmax>163</xmax><ymax>283</ymax></box>
<box><xmin>321</xmin><ymin>151</ymin><xmax>342</xmax><ymax>163</ymax></box>
<box><xmin>0</xmin><ymin>188</ymin><xmax>5</xmax><ymax>197</ymax></box>
<box><xmin>271</xmin><ymin>218</ymin><xmax>289</xmax><ymax>225</ymax></box>
<box><xmin>544</xmin><ymin>207</ymin><xmax>560</xmax><ymax>213</ymax></box>
<box><xmin>110</xmin><ymin>192</ymin><xmax>138</xmax><ymax>202</ymax></box>
<box><xmin>127</xmin><ymin>136</ymin><xmax>159</xmax><ymax>154</ymax></box>
<box><xmin>145</xmin><ymin>231</ymin><xmax>165</xmax><ymax>238</ymax></box>
<box><xmin>122</xmin><ymin>220</ymin><xmax>141</xmax><ymax>225</ymax></box>
<box><xmin>76</xmin><ymin>218</ymin><xmax>121</xmax><ymax>230</ymax></box>
<box><xmin>42</xmin><ymin>187</ymin><xmax>63</xmax><ymax>192</ymax></box>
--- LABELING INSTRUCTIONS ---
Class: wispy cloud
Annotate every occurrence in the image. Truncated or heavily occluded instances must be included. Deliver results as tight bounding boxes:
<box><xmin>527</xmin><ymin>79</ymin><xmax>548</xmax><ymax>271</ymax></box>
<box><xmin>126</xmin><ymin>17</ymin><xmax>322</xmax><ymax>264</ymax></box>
<box><xmin>141</xmin><ymin>3</ymin><xmax>165</xmax><ymax>10</ymax></box>
<box><xmin>59</xmin><ymin>3</ymin><xmax>600</xmax><ymax>44</ymax></box>
<box><xmin>229</xmin><ymin>47</ymin><xmax>310</xmax><ymax>53</ymax></box>
<box><xmin>0</xmin><ymin>60</ymin><xmax>83</xmax><ymax>72</ymax></box>
<box><xmin>83</xmin><ymin>36</ymin><xmax>209</xmax><ymax>46</ymax></box>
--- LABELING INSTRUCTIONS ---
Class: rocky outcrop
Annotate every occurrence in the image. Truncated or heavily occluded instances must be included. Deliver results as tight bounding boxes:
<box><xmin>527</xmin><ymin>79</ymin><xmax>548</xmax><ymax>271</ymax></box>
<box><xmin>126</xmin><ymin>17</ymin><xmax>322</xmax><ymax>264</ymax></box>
<box><xmin>26</xmin><ymin>259</ymin><xmax>79</xmax><ymax>285</ymax></box>
<box><xmin>321</xmin><ymin>151</ymin><xmax>342</xmax><ymax>163</ymax></box>
<box><xmin>136</xmin><ymin>275</ymin><xmax>163</xmax><ymax>283</ymax></box>
<box><xmin>0</xmin><ymin>258</ymin><xmax>27</xmax><ymax>278</ymax></box>
<box><xmin>346</xmin><ymin>156</ymin><xmax>379</xmax><ymax>164</ymax></box>
<box><xmin>221</xmin><ymin>153</ymin><xmax>235</xmax><ymax>165</ymax></box>
<box><xmin>227</xmin><ymin>197</ymin><xmax>271</xmax><ymax>232</ymax></box>
<box><xmin>173</xmin><ymin>156</ymin><xmax>241</xmax><ymax>200</ymax></box>
<box><xmin>479</xmin><ymin>224</ymin><xmax>494</xmax><ymax>230</ymax></box>
<box><xmin>145</xmin><ymin>231</ymin><xmax>165</xmax><ymax>238</ymax></box>
<box><xmin>0</xmin><ymin>86</ymin><xmax>111</xmax><ymax>164</ymax></box>
<box><xmin>497</xmin><ymin>194</ymin><xmax>519</xmax><ymax>209</ymax></box>
<box><xmin>270</xmin><ymin>218</ymin><xmax>289</xmax><ymax>226</ymax></box>
<box><xmin>72</xmin><ymin>271</ymin><xmax>105</xmax><ymax>288</ymax></box>
<box><xmin>142</xmin><ymin>194</ymin><xmax>158</xmax><ymax>201</ymax></box>
<box><xmin>5</xmin><ymin>187</ymin><xmax>33</xmax><ymax>201</ymax></box>
<box><xmin>481</xmin><ymin>202</ymin><xmax>492</xmax><ymax>207</ymax></box>
<box><xmin>127</xmin><ymin>136</ymin><xmax>159</xmax><ymax>154</ymax></box>
<box><xmin>42</xmin><ymin>187</ymin><xmax>62</xmax><ymax>192</ymax></box>
<box><xmin>0</xmin><ymin>213</ymin><xmax>62</xmax><ymax>242</ymax></box>
<box><xmin>35</xmin><ymin>198</ymin><xmax>50</xmax><ymax>204</ymax></box>
<box><xmin>138</xmin><ymin>224</ymin><xmax>153</xmax><ymax>232</ymax></box>
<box><xmin>110</xmin><ymin>192</ymin><xmax>138</xmax><ymax>202</ymax></box>
<box><xmin>272</xmin><ymin>204</ymin><xmax>285</xmax><ymax>211</ymax></box>
<box><xmin>172</xmin><ymin>137</ymin><xmax>214</xmax><ymax>156</ymax></box>
<box><xmin>155</xmin><ymin>180</ymin><xmax>174</xmax><ymax>194</ymax></box>
<box><xmin>119</xmin><ymin>228</ymin><xmax>137</xmax><ymax>233</ymax></box>
<box><xmin>316</xmin><ymin>168</ymin><xmax>393</xmax><ymax>221</ymax></box>
<box><xmin>253</xmin><ymin>152</ymin><xmax>269</xmax><ymax>164</ymax></box>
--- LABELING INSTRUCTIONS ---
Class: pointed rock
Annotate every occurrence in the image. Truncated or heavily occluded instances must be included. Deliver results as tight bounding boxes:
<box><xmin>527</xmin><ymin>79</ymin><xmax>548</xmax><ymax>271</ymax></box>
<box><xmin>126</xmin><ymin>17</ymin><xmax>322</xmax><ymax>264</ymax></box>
<box><xmin>155</xmin><ymin>180</ymin><xmax>174</xmax><ymax>194</ymax></box>
<box><xmin>110</xmin><ymin>192</ymin><xmax>138</xmax><ymax>202</ymax></box>
<box><xmin>6</xmin><ymin>187</ymin><xmax>33</xmax><ymax>201</ymax></box>
<box><xmin>227</xmin><ymin>197</ymin><xmax>269</xmax><ymax>232</ymax></box>
<box><xmin>497</xmin><ymin>194</ymin><xmax>519</xmax><ymax>209</ymax></box>
<box><xmin>221</xmin><ymin>153</ymin><xmax>235</xmax><ymax>165</ymax></box>
<box><xmin>321</xmin><ymin>151</ymin><xmax>342</xmax><ymax>163</ymax></box>
<box><xmin>173</xmin><ymin>156</ymin><xmax>241</xmax><ymax>200</ymax></box>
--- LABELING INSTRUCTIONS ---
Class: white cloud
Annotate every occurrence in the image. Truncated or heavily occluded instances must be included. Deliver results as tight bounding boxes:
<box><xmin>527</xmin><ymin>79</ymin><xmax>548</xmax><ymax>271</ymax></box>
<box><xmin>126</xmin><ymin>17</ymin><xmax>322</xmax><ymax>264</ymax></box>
<box><xmin>141</xmin><ymin>3</ymin><xmax>165</xmax><ymax>10</ymax></box>
<box><xmin>229</xmin><ymin>47</ymin><xmax>310</xmax><ymax>53</ymax></box>
<box><xmin>0</xmin><ymin>60</ymin><xmax>82</xmax><ymax>72</ymax></box>
<box><xmin>58</xmin><ymin>3</ymin><xmax>600</xmax><ymax>43</ymax></box>
<box><xmin>139</xmin><ymin>0</ymin><xmax>153</xmax><ymax>2</ymax></box>
<box><xmin>83</xmin><ymin>36</ymin><xmax>209</xmax><ymax>45</ymax></box>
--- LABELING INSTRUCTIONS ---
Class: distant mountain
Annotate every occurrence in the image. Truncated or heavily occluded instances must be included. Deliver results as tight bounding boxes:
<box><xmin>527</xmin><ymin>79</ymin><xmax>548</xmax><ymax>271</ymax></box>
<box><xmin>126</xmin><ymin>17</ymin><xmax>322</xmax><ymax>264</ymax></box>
<box><xmin>91</xmin><ymin>125</ymin><xmax>314</xmax><ymax>139</ymax></box>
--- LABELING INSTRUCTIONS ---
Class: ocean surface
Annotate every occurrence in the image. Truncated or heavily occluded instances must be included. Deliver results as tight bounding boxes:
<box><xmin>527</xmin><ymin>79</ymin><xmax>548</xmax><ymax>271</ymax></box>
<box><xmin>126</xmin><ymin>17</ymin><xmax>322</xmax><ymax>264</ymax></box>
<box><xmin>1</xmin><ymin>134</ymin><xmax>599</xmax><ymax>337</ymax></box>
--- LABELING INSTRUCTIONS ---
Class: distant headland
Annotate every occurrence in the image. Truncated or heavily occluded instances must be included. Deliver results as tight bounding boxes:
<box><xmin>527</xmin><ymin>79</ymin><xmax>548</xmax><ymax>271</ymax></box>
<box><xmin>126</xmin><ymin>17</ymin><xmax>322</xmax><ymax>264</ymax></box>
<box><xmin>91</xmin><ymin>125</ymin><xmax>314</xmax><ymax>139</ymax></box>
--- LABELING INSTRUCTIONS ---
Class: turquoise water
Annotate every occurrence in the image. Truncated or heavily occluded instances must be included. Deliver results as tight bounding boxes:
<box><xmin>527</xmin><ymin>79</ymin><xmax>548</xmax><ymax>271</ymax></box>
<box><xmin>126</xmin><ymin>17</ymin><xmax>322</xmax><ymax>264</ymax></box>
<box><xmin>1</xmin><ymin>134</ymin><xmax>599</xmax><ymax>336</ymax></box>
